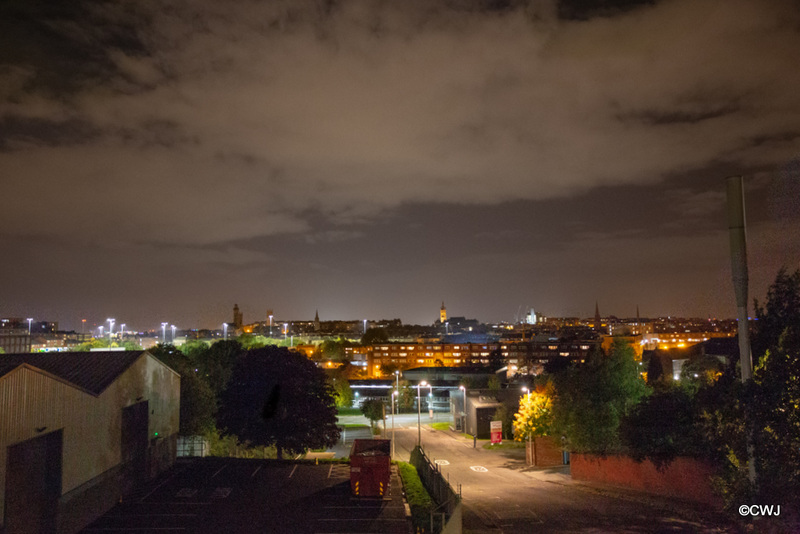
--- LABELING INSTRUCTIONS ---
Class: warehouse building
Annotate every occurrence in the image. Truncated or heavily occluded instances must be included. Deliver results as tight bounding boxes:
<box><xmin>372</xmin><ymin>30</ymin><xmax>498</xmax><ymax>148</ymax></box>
<box><xmin>0</xmin><ymin>350</ymin><xmax>180</xmax><ymax>534</ymax></box>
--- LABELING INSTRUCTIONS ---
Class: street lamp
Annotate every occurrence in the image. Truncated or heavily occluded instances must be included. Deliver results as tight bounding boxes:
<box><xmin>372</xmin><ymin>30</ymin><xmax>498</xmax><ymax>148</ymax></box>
<box><xmin>99</xmin><ymin>325</ymin><xmax>104</xmax><ymax>338</ymax></box>
<box><xmin>459</xmin><ymin>385</ymin><xmax>467</xmax><ymax>433</ymax></box>
<box><xmin>120</xmin><ymin>324</ymin><xmax>126</xmax><ymax>338</ymax></box>
<box><xmin>391</xmin><ymin>390</ymin><xmax>397</xmax><ymax>459</ymax></box>
<box><xmin>417</xmin><ymin>380</ymin><xmax>427</xmax><ymax>447</ymax></box>
<box><xmin>268</xmin><ymin>313</ymin><xmax>273</xmax><ymax>337</ymax></box>
<box><xmin>428</xmin><ymin>386</ymin><xmax>434</xmax><ymax>420</ymax></box>
<box><xmin>363</xmin><ymin>319</ymin><xmax>367</xmax><ymax>334</ymax></box>
<box><xmin>27</xmin><ymin>318</ymin><xmax>33</xmax><ymax>335</ymax></box>
<box><xmin>107</xmin><ymin>318</ymin><xmax>115</xmax><ymax>342</ymax></box>
<box><xmin>171</xmin><ymin>324</ymin><xmax>176</xmax><ymax>342</ymax></box>
<box><xmin>223</xmin><ymin>323</ymin><xmax>228</xmax><ymax>340</ymax></box>
<box><xmin>161</xmin><ymin>322</ymin><xmax>168</xmax><ymax>343</ymax></box>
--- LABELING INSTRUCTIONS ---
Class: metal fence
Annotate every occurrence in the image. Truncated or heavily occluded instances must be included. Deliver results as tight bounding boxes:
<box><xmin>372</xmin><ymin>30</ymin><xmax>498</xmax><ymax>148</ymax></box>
<box><xmin>410</xmin><ymin>446</ymin><xmax>462</xmax><ymax>534</ymax></box>
<box><xmin>176</xmin><ymin>435</ymin><xmax>209</xmax><ymax>457</ymax></box>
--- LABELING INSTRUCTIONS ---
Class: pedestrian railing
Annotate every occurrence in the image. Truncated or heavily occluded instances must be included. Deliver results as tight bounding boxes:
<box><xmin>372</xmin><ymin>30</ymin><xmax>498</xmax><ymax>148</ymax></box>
<box><xmin>410</xmin><ymin>446</ymin><xmax>462</xmax><ymax>534</ymax></box>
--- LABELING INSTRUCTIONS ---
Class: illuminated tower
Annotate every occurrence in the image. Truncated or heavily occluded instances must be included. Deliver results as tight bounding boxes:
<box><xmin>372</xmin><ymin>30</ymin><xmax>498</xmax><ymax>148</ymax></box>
<box><xmin>440</xmin><ymin>301</ymin><xmax>447</xmax><ymax>323</ymax></box>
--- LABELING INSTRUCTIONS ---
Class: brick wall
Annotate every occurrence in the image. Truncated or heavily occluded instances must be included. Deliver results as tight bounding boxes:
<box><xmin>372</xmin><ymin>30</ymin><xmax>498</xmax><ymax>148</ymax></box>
<box><xmin>571</xmin><ymin>454</ymin><xmax>720</xmax><ymax>505</ymax></box>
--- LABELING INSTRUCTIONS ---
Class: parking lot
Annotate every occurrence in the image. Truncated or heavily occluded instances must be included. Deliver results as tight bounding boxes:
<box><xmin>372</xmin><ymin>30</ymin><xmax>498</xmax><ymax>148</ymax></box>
<box><xmin>81</xmin><ymin>458</ymin><xmax>410</xmax><ymax>534</ymax></box>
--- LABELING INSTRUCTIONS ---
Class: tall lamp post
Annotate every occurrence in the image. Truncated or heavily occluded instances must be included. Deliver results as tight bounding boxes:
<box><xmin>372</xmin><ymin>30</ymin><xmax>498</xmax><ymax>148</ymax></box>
<box><xmin>120</xmin><ymin>324</ymin><xmax>126</xmax><ymax>339</ymax></box>
<box><xmin>417</xmin><ymin>380</ymin><xmax>427</xmax><ymax>446</ymax></box>
<box><xmin>459</xmin><ymin>385</ymin><xmax>467</xmax><ymax>433</ymax></box>
<box><xmin>171</xmin><ymin>324</ymin><xmax>176</xmax><ymax>342</ymax></box>
<box><xmin>161</xmin><ymin>322</ymin><xmax>168</xmax><ymax>343</ymax></box>
<box><xmin>391</xmin><ymin>390</ymin><xmax>397</xmax><ymax>459</ymax></box>
<box><xmin>27</xmin><ymin>318</ymin><xmax>33</xmax><ymax>335</ymax></box>
<box><xmin>107</xmin><ymin>318</ymin><xmax>115</xmax><ymax>343</ymax></box>
<box><xmin>223</xmin><ymin>323</ymin><xmax>228</xmax><ymax>340</ymax></box>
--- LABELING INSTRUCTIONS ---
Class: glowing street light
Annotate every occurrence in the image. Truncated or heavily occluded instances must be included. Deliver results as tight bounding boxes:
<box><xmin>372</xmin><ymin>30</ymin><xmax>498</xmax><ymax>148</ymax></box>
<box><xmin>99</xmin><ymin>325</ymin><xmax>104</xmax><ymax>338</ymax></box>
<box><xmin>223</xmin><ymin>323</ymin><xmax>228</xmax><ymax>340</ymax></box>
<box><xmin>107</xmin><ymin>318</ymin><xmax>115</xmax><ymax>341</ymax></box>
<box><xmin>161</xmin><ymin>322</ymin><xmax>168</xmax><ymax>343</ymax></box>
<box><xmin>120</xmin><ymin>324</ymin><xmax>126</xmax><ymax>338</ymax></box>
<box><xmin>459</xmin><ymin>385</ymin><xmax>467</xmax><ymax>434</ymax></box>
<box><xmin>171</xmin><ymin>324</ymin><xmax>176</xmax><ymax>341</ymax></box>
<box><xmin>27</xmin><ymin>318</ymin><xmax>33</xmax><ymax>335</ymax></box>
<box><xmin>417</xmin><ymin>380</ymin><xmax>428</xmax><ymax>446</ymax></box>
<box><xmin>363</xmin><ymin>319</ymin><xmax>367</xmax><ymax>334</ymax></box>
<box><xmin>268</xmin><ymin>312</ymin><xmax>273</xmax><ymax>337</ymax></box>
<box><xmin>391</xmin><ymin>390</ymin><xmax>397</xmax><ymax>458</ymax></box>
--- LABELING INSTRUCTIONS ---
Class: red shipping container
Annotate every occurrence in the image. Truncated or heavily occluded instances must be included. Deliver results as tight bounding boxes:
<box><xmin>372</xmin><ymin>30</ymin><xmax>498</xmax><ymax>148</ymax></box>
<box><xmin>349</xmin><ymin>439</ymin><xmax>391</xmax><ymax>497</ymax></box>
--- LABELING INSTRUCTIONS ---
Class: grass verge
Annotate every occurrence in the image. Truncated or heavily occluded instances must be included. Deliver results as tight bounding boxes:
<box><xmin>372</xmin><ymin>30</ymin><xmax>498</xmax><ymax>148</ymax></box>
<box><xmin>397</xmin><ymin>461</ymin><xmax>433</xmax><ymax>532</ymax></box>
<box><xmin>482</xmin><ymin>441</ymin><xmax>525</xmax><ymax>450</ymax></box>
<box><xmin>430</xmin><ymin>422</ymin><xmax>451</xmax><ymax>431</ymax></box>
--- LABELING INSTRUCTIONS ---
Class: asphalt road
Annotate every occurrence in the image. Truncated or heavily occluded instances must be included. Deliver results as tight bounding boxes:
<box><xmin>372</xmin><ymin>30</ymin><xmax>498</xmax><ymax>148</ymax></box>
<box><xmin>380</xmin><ymin>412</ymin><xmax>737</xmax><ymax>534</ymax></box>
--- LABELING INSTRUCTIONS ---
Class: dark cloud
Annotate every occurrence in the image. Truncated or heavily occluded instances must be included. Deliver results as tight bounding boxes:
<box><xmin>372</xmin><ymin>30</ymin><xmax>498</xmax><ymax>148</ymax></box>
<box><xmin>1</xmin><ymin>0</ymin><xmax>798</xmax><ymax>328</ymax></box>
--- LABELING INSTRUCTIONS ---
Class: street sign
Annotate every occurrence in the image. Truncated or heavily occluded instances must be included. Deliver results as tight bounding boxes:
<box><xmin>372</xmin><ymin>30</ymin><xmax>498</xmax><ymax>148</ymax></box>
<box><xmin>490</xmin><ymin>420</ymin><xmax>502</xmax><ymax>444</ymax></box>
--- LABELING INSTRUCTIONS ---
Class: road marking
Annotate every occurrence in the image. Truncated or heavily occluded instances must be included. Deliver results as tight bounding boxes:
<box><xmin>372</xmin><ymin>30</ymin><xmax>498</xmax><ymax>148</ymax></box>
<box><xmin>84</xmin><ymin>529</ymin><xmax>186</xmax><ymax>532</ymax></box>
<box><xmin>210</xmin><ymin>465</ymin><xmax>226</xmax><ymax>479</ymax></box>
<box><xmin>289</xmin><ymin>464</ymin><xmax>299</xmax><ymax>478</ymax></box>
<box><xmin>139</xmin><ymin>473</ymin><xmax>177</xmax><ymax>502</ymax></box>
<box><xmin>210</xmin><ymin>487</ymin><xmax>232</xmax><ymax>499</ymax></box>
<box><xmin>251</xmin><ymin>465</ymin><xmax>263</xmax><ymax>478</ymax></box>
<box><xmin>327</xmin><ymin>464</ymin><xmax>334</xmax><ymax>478</ymax></box>
<box><xmin>434</xmin><ymin>460</ymin><xmax>450</xmax><ymax>466</ymax></box>
<box><xmin>470</xmin><ymin>466</ymin><xmax>488</xmax><ymax>472</ymax></box>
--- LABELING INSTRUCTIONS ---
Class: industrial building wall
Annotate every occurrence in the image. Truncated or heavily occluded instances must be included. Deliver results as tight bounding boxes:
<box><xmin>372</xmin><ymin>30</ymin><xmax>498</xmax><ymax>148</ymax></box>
<box><xmin>0</xmin><ymin>366</ymin><xmax>94</xmax><ymax>526</ymax></box>
<box><xmin>0</xmin><ymin>353</ymin><xmax>180</xmax><ymax>532</ymax></box>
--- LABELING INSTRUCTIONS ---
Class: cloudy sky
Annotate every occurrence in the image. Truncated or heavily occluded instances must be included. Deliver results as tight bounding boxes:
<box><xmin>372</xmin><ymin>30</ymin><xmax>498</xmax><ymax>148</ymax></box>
<box><xmin>1</xmin><ymin>0</ymin><xmax>799</xmax><ymax>331</ymax></box>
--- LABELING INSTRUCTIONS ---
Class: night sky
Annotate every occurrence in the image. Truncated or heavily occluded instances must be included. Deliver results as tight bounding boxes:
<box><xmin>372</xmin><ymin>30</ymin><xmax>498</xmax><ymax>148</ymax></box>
<box><xmin>2</xmin><ymin>0</ymin><xmax>799</xmax><ymax>331</ymax></box>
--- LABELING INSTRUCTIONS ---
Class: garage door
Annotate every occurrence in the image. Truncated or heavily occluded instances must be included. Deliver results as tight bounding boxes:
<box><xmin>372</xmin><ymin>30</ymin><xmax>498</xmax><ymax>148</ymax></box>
<box><xmin>4</xmin><ymin>429</ymin><xmax>63</xmax><ymax>534</ymax></box>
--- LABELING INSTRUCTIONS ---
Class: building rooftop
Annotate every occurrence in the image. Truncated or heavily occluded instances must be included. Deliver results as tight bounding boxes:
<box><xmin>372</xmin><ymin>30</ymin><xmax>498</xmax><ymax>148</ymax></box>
<box><xmin>0</xmin><ymin>350</ymin><xmax>148</xmax><ymax>395</ymax></box>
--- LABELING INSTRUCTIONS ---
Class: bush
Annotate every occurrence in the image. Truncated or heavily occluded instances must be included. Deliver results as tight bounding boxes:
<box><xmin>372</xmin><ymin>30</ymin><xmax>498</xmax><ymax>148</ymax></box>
<box><xmin>619</xmin><ymin>385</ymin><xmax>702</xmax><ymax>470</ymax></box>
<box><xmin>397</xmin><ymin>461</ymin><xmax>433</xmax><ymax>532</ymax></box>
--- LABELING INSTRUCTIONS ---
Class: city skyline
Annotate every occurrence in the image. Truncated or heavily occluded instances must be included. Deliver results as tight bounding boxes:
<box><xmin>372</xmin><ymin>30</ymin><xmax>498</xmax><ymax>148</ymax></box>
<box><xmin>2</xmin><ymin>1</ymin><xmax>799</xmax><ymax>331</ymax></box>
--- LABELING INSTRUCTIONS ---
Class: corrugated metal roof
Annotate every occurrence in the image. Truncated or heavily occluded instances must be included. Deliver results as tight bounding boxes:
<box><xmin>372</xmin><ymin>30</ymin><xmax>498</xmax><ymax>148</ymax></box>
<box><xmin>0</xmin><ymin>351</ymin><xmax>146</xmax><ymax>395</ymax></box>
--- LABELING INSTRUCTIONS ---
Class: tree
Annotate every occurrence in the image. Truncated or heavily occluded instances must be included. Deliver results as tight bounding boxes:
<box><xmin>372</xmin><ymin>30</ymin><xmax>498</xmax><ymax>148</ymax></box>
<box><xmin>752</xmin><ymin>268</ymin><xmax>800</xmax><ymax>359</ymax></box>
<box><xmin>218</xmin><ymin>346</ymin><xmax>340</xmax><ymax>459</ymax></box>
<box><xmin>360</xmin><ymin>399</ymin><xmax>385</xmax><ymax>431</ymax></box>
<box><xmin>361</xmin><ymin>327</ymin><xmax>389</xmax><ymax>345</ymax></box>
<box><xmin>513</xmin><ymin>386</ymin><xmax>554</xmax><ymax>442</ymax></box>
<box><xmin>200</xmin><ymin>339</ymin><xmax>243</xmax><ymax>395</ymax></box>
<box><xmin>487</xmin><ymin>375</ymin><xmax>501</xmax><ymax>394</ymax></box>
<box><xmin>619</xmin><ymin>384</ymin><xmax>702</xmax><ymax>470</ymax></box>
<box><xmin>148</xmin><ymin>344</ymin><xmax>217</xmax><ymax>435</ymax></box>
<box><xmin>331</xmin><ymin>378</ymin><xmax>354</xmax><ymax>408</ymax></box>
<box><xmin>238</xmin><ymin>334</ymin><xmax>269</xmax><ymax>350</ymax></box>
<box><xmin>316</xmin><ymin>337</ymin><xmax>351</xmax><ymax>362</ymax></box>
<box><xmin>552</xmin><ymin>340</ymin><xmax>648</xmax><ymax>453</ymax></box>
<box><xmin>397</xmin><ymin>380</ymin><xmax>416</xmax><ymax>413</ymax></box>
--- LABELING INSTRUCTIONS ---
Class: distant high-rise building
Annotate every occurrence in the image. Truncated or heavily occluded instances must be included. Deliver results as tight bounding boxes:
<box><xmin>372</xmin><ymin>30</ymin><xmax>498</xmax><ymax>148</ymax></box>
<box><xmin>233</xmin><ymin>304</ymin><xmax>243</xmax><ymax>330</ymax></box>
<box><xmin>440</xmin><ymin>302</ymin><xmax>447</xmax><ymax>324</ymax></box>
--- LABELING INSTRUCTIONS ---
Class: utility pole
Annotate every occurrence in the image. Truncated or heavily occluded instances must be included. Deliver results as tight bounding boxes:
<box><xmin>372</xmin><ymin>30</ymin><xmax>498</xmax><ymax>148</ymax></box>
<box><xmin>726</xmin><ymin>175</ymin><xmax>756</xmax><ymax>484</ymax></box>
